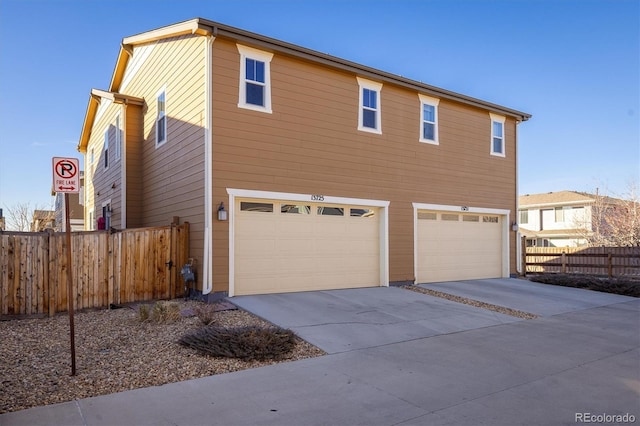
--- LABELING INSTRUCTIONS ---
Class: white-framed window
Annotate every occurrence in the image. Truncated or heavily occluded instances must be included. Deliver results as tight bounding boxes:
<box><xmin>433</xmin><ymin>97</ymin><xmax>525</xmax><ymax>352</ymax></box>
<box><xmin>237</xmin><ymin>44</ymin><xmax>273</xmax><ymax>113</ymax></box>
<box><xmin>520</xmin><ymin>210</ymin><xmax>529</xmax><ymax>224</ymax></box>
<box><xmin>156</xmin><ymin>88</ymin><xmax>167</xmax><ymax>147</ymax></box>
<box><xmin>357</xmin><ymin>77</ymin><xmax>382</xmax><ymax>134</ymax></box>
<box><xmin>419</xmin><ymin>94</ymin><xmax>439</xmax><ymax>144</ymax></box>
<box><xmin>114</xmin><ymin>113</ymin><xmax>121</xmax><ymax>161</ymax></box>
<box><xmin>103</xmin><ymin>129</ymin><xmax>109</xmax><ymax>169</ymax></box>
<box><xmin>490</xmin><ymin>113</ymin><xmax>505</xmax><ymax>157</ymax></box>
<box><xmin>88</xmin><ymin>209</ymin><xmax>95</xmax><ymax>231</ymax></box>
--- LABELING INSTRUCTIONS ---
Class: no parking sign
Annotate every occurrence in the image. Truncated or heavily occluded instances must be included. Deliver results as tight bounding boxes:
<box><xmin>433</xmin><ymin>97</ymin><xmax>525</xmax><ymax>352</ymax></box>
<box><xmin>52</xmin><ymin>157</ymin><xmax>80</xmax><ymax>193</ymax></box>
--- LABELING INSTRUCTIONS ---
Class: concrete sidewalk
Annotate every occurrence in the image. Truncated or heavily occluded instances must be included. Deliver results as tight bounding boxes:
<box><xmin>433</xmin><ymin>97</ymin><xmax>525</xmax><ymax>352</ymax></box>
<box><xmin>2</xmin><ymin>280</ymin><xmax>638</xmax><ymax>426</ymax></box>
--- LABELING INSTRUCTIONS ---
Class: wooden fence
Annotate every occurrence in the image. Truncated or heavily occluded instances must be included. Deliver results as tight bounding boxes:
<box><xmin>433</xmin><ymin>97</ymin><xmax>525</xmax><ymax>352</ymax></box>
<box><xmin>0</xmin><ymin>223</ymin><xmax>189</xmax><ymax>318</ymax></box>
<box><xmin>523</xmin><ymin>244</ymin><xmax>640</xmax><ymax>277</ymax></box>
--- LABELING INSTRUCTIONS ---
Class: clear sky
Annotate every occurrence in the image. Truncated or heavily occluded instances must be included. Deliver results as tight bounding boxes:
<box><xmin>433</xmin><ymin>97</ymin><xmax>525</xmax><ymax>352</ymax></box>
<box><xmin>0</xmin><ymin>0</ymin><xmax>638</xmax><ymax>211</ymax></box>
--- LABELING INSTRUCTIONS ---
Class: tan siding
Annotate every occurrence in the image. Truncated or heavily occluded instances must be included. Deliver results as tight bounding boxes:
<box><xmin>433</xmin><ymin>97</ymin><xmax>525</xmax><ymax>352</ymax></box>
<box><xmin>211</xmin><ymin>37</ymin><xmax>519</xmax><ymax>290</ymax></box>
<box><xmin>118</xmin><ymin>34</ymin><xmax>206</xmax><ymax>280</ymax></box>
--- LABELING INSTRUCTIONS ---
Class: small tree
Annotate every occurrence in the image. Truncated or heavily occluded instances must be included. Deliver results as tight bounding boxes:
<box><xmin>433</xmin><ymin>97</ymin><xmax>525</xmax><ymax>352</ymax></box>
<box><xmin>584</xmin><ymin>182</ymin><xmax>640</xmax><ymax>247</ymax></box>
<box><xmin>3</xmin><ymin>202</ymin><xmax>55</xmax><ymax>232</ymax></box>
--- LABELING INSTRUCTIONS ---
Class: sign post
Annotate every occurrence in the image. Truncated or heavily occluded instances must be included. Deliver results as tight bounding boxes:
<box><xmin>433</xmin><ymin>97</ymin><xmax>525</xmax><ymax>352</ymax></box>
<box><xmin>52</xmin><ymin>157</ymin><xmax>80</xmax><ymax>376</ymax></box>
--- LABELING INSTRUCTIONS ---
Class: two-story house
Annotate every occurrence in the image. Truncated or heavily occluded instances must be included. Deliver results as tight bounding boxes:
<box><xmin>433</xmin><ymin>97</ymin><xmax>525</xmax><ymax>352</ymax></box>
<box><xmin>52</xmin><ymin>172</ymin><xmax>85</xmax><ymax>231</ymax></box>
<box><xmin>519</xmin><ymin>191</ymin><xmax>597</xmax><ymax>247</ymax></box>
<box><xmin>78</xmin><ymin>18</ymin><xmax>530</xmax><ymax>298</ymax></box>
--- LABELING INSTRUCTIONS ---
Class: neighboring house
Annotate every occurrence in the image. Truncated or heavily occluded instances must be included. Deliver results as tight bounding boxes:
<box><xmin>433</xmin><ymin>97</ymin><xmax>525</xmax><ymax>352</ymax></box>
<box><xmin>77</xmin><ymin>18</ymin><xmax>530</xmax><ymax>298</ymax></box>
<box><xmin>519</xmin><ymin>191</ymin><xmax>602</xmax><ymax>247</ymax></box>
<box><xmin>53</xmin><ymin>172</ymin><xmax>85</xmax><ymax>231</ymax></box>
<box><xmin>30</xmin><ymin>210</ymin><xmax>55</xmax><ymax>232</ymax></box>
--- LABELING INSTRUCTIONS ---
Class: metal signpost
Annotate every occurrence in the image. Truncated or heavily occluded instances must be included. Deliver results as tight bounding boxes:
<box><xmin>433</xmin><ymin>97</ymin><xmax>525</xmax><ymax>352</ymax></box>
<box><xmin>52</xmin><ymin>157</ymin><xmax>80</xmax><ymax>376</ymax></box>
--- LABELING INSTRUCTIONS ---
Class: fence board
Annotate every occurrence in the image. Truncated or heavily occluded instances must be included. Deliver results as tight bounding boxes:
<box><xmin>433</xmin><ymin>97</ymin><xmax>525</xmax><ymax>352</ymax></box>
<box><xmin>524</xmin><ymin>243</ymin><xmax>640</xmax><ymax>277</ymax></box>
<box><xmin>0</xmin><ymin>223</ymin><xmax>190</xmax><ymax>318</ymax></box>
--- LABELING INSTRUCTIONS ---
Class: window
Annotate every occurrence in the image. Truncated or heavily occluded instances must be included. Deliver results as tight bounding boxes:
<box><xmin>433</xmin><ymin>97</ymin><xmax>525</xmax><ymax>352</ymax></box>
<box><xmin>103</xmin><ymin>129</ymin><xmax>109</xmax><ymax>169</ymax></box>
<box><xmin>350</xmin><ymin>208</ymin><xmax>375</xmax><ymax>218</ymax></box>
<box><xmin>281</xmin><ymin>204</ymin><xmax>310</xmax><ymax>214</ymax></box>
<box><xmin>114</xmin><ymin>113</ymin><xmax>121</xmax><ymax>161</ymax></box>
<box><xmin>237</xmin><ymin>44</ymin><xmax>273</xmax><ymax>113</ymax></box>
<box><xmin>240</xmin><ymin>202</ymin><xmax>273</xmax><ymax>212</ymax></box>
<box><xmin>156</xmin><ymin>89</ymin><xmax>167</xmax><ymax>147</ymax></box>
<box><xmin>520</xmin><ymin>210</ymin><xmax>529</xmax><ymax>224</ymax></box>
<box><xmin>317</xmin><ymin>206</ymin><xmax>344</xmax><ymax>216</ymax></box>
<box><xmin>490</xmin><ymin>113</ymin><xmax>505</xmax><ymax>156</ymax></box>
<box><xmin>555</xmin><ymin>207</ymin><xmax>565</xmax><ymax>222</ymax></box>
<box><xmin>419</xmin><ymin>94</ymin><xmax>440</xmax><ymax>144</ymax></box>
<box><xmin>88</xmin><ymin>209</ymin><xmax>95</xmax><ymax>231</ymax></box>
<box><xmin>357</xmin><ymin>77</ymin><xmax>382</xmax><ymax>134</ymax></box>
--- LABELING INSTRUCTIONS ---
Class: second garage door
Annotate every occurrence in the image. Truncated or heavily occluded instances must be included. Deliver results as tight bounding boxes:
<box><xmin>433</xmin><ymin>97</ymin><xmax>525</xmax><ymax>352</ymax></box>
<box><xmin>416</xmin><ymin>210</ymin><xmax>504</xmax><ymax>283</ymax></box>
<box><xmin>234</xmin><ymin>198</ymin><xmax>381</xmax><ymax>295</ymax></box>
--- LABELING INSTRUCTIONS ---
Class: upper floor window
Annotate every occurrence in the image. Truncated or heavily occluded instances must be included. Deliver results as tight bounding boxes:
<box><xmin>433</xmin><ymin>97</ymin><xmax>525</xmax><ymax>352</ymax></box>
<box><xmin>114</xmin><ymin>113</ymin><xmax>121</xmax><ymax>161</ymax></box>
<box><xmin>156</xmin><ymin>89</ymin><xmax>167</xmax><ymax>147</ymax></box>
<box><xmin>103</xmin><ymin>129</ymin><xmax>109</xmax><ymax>169</ymax></box>
<box><xmin>520</xmin><ymin>210</ymin><xmax>529</xmax><ymax>224</ymax></box>
<box><xmin>357</xmin><ymin>77</ymin><xmax>382</xmax><ymax>134</ymax></box>
<box><xmin>419</xmin><ymin>94</ymin><xmax>440</xmax><ymax>144</ymax></box>
<box><xmin>490</xmin><ymin>113</ymin><xmax>505</xmax><ymax>157</ymax></box>
<box><xmin>237</xmin><ymin>44</ymin><xmax>273</xmax><ymax>113</ymax></box>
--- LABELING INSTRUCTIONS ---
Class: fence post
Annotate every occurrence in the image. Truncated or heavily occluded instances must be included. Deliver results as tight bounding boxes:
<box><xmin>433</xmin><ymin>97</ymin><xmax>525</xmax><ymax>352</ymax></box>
<box><xmin>608</xmin><ymin>253</ymin><xmax>613</xmax><ymax>278</ymax></box>
<box><xmin>521</xmin><ymin>236</ymin><xmax>527</xmax><ymax>276</ymax></box>
<box><xmin>561</xmin><ymin>251</ymin><xmax>567</xmax><ymax>274</ymax></box>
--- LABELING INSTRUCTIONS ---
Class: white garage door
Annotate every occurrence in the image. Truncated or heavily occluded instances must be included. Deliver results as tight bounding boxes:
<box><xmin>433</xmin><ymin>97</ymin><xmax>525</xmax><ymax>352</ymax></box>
<box><xmin>416</xmin><ymin>210</ymin><xmax>503</xmax><ymax>283</ymax></box>
<box><xmin>234</xmin><ymin>199</ymin><xmax>381</xmax><ymax>295</ymax></box>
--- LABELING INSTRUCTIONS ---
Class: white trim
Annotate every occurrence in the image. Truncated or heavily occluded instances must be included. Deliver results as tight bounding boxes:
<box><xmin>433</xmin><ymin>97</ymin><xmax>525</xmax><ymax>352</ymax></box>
<box><xmin>418</xmin><ymin>94</ymin><xmax>440</xmax><ymax>145</ymax></box>
<box><xmin>236</xmin><ymin>44</ymin><xmax>273</xmax><ymax>114</ymax></box>
<box><xmin>227</xmin><ymin>188</ymin><xmax>390</xmax><ymax>296</ymax></box>
<box><xmin>490</xmin><ymin>112</ymin><xmax>506</xmax><ymax>157</ymax></box>
<box><xmin>412</xmin><ymin>202</ymin><xmax>511</xmax><ymax>282</ymax></box>
<box><xmin>120</xmin><ymin>104</ymin><xmax>127</xmax><ymax>229</ymax></box>
<box><xmin>202</xmin><ymin>35</ymin><xmax>215</xmax><ymax>295</ymax></box>
<box><xmin>357</xmin><ymin>77</ymin><xmax>382</xmax><ymax>134</ymax></box>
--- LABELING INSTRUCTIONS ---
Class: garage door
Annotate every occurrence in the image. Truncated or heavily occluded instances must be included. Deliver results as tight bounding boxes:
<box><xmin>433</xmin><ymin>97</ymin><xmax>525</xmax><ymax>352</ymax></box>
<box><xmin>416</xmin><ymin>210</ymin><xmax>503</xmax><ymax>283</ymax></box>
<box><xmin>234</xmin><ymin>198</ymin><xmax>381</xmax><ymax>295</ymax></box>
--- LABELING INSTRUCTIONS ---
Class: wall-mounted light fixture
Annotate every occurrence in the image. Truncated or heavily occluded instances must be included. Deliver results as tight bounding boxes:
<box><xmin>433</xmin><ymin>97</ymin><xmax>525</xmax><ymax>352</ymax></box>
<box><xmin>511</xmin><ymin>221</ymin><xmax>518</xmax><ymax>232</ymax></box>
<box><xmin>217</xmin><ymin>202</ymin><xmax>228</xmax><ymax>221</ymax></box>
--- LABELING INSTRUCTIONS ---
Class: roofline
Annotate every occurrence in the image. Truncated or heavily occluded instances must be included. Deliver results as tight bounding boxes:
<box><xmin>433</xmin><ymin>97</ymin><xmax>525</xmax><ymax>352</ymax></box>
<box><xmin>77</xmin><ymin>89</ymin><xmax>144</xmax><ymax>153</ymax></box>
<box><xmin>518</xmin><ymin>199</ymin><xmax>594</xmax><ymax>209</ymax></box>
<box><xmin>107</xmin><ymin>18</ymin><xmax>531</xmax><ymax>122</ymax></box>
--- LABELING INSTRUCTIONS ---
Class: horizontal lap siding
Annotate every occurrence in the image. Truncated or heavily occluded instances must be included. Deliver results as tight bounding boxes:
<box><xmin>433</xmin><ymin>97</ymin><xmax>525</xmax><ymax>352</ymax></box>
<box><xmin>122</xmin><ymin>35</ymin><xmax>206</xmax><ymax>278</ymax></box>
<box><xmin>211</xmin><ymin>38</ymin><xmax>518</xmax><ymax>290</ymax></box>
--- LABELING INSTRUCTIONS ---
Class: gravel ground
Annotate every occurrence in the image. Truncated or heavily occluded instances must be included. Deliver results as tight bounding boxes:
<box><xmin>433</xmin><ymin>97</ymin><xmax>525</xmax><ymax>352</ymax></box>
<box><xmin>0</xmin><ymin>300</ymin><xmax>325</xmax><ymax>414</ymax></box>
<box><xmin>403</xmin><ymin>285</ymin><xmax>539</xmax><ymax>320</ymax></box>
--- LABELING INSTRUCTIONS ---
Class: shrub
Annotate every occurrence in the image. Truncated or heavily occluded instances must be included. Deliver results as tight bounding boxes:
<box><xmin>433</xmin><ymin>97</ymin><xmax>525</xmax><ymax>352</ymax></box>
<box><xmin>193</xmin><ymin>303</ymin><xmax>217</xmax><ymax>325</ymax></box>
<box><xmin>178</xmin><ymin>325</ymin><xmax>297</xmax><ymax>360</ymax></box>
<box><xmin>138</xmin><ymin>301</ymin><xmax>181</xmax><ymax>323</ymax></box>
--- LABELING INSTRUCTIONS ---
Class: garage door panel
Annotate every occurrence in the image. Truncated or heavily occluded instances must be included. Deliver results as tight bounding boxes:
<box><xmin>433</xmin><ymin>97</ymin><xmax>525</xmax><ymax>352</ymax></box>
<box><xmin>234</xmin><ymin>198</ymin><xmax>381</xmax><ymax>295</ymax></box>
<box><xmin>417</xmin><ymin>211</ymin><xmax>503</xmax><ymax>283</ymax></box>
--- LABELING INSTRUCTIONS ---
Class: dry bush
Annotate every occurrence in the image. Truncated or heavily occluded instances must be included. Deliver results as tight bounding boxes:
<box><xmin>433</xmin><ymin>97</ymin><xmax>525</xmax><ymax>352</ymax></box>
<box><xmin>193</xmin><ymin>303</ymin><xmax>217</xmax><ymax>325</ymax></box>
<box><xmin>529</xmin><ymin>274</ymin><xmax>640</xmax><ymax>297</ymax></box>
<box><xmin>178</xmin><ymin>325</ymin><xmax>297</xmax><ymax>360</ymax></box>
<box><xmin>138</xmin><ymin>301</ymin><xmax>181</xmax><ymax>323</ymax></box>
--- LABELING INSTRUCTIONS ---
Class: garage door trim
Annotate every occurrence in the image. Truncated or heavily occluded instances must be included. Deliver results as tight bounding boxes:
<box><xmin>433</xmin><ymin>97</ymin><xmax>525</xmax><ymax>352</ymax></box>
<box><xmin>228</xmin><ymin>188</ymin><xmax>390</xmax><ymax>296</ymax></box>
<box><xmin>412</xmin><ymin>203</ymin><xmax>511</xmax><ymax>283</ymax></box>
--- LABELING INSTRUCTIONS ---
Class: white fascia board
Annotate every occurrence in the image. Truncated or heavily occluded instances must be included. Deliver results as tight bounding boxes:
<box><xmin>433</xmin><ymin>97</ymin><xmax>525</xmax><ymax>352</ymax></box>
<box><xmin>227</xmin><ymin>188</ymin><xmax>390</xmax><ymax>207</ymax></box>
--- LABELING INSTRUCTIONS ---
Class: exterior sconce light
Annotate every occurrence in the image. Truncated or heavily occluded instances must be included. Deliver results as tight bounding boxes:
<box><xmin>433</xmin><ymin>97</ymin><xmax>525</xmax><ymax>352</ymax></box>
<box><xmin>511</xmin><ymin>221</ymin><xmax>518</xmax><ymax>232</ymax></box>
<box><xmin>217</xmin><ymin>202</ymin><xmax>228</xmax><ymax>221</ymax></box>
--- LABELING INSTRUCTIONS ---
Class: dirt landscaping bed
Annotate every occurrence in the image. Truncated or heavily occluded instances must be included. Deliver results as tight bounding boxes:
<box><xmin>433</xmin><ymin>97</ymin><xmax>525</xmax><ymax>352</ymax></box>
<box><xmin>0</xmin><ymin>300</ymin><xmax>325</xmax><ymax>414</ymax></box>
<box><xmin>528</xmin><ymin>274</ymin><xmax>640</xmax><ymax>297</ymax></box>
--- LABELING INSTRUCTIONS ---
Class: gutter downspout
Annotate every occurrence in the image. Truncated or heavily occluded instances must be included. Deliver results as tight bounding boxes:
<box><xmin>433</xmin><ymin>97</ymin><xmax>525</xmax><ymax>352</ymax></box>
<box><xmin>202</xmin><ymin>34</ymin><xmax>215</xmax><ymax>295</ymax></box>
<box><xmin>121</xmin><ymin>104</ymin><xmax>127</xmax><ymax>229</ymax></box>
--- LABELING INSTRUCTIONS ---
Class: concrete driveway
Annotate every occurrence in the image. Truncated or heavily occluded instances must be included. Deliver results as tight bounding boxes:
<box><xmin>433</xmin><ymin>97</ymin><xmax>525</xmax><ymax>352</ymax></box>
<box><xmin>2</xmin><ymin>279</ymin><xmax>638</xmax><ymax>426</ymax></box>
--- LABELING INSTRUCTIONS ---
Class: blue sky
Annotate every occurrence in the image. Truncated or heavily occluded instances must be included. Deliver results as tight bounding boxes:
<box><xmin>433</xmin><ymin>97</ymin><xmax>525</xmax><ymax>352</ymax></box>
<box><xmin>0</xmin><ymin>0</ymin><xmax>638</xmax><ymax>211</ymax></box>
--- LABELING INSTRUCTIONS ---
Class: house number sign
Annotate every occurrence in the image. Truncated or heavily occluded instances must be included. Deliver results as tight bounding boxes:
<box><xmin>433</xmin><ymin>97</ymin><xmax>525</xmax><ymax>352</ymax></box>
<box><xmin>311</xmin><ymin>194</ymin><xmax>325</xmax><ymax>201</ymax></box>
